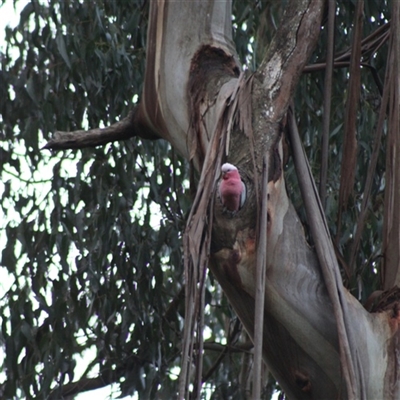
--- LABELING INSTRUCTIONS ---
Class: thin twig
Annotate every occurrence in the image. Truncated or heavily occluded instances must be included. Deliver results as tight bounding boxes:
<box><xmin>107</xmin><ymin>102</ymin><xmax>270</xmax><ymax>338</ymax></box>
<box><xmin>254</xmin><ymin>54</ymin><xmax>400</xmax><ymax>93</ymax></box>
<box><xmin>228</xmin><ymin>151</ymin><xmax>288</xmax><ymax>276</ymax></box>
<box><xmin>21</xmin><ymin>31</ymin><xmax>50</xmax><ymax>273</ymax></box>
<box><xmin>349</xmin><ymin>46</ymin><xmax>391</xmax><ymax>273</ymax></box>
<box><xmin>202</xmin><ymin>319</ymin><xmax>242</xmax><ymax>382</ymax></box>
<box><xmin>335</xmin><ymin>21</ymin><xmax>390</xmax><ymax>62</ymax></box>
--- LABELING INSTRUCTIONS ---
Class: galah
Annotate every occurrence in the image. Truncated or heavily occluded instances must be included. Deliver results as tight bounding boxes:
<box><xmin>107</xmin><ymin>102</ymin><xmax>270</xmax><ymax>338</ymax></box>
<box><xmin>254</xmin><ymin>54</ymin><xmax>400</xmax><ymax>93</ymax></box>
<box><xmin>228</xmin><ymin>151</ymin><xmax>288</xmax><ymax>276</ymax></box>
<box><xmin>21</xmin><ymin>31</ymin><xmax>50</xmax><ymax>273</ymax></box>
<box><xmin>219</xmin><ymin>163</ymin><xmax>246</xmax><ymax>212</ymax></box>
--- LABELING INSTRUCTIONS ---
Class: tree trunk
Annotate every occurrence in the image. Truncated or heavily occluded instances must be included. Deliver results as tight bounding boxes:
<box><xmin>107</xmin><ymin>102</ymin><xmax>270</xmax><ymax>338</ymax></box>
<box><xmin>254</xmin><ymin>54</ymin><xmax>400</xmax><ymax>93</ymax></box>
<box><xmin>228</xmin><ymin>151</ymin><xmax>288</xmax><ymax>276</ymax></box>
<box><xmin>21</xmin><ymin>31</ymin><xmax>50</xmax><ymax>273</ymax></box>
<box><xmin>136</xmin><ymin>1</ymin><xmax>400</xmax><ymax>399</ymax></box>
<box><xmin>43</xmin><ymin>0</ymin><xmax>400</xmax><ymax>398</ymax></box>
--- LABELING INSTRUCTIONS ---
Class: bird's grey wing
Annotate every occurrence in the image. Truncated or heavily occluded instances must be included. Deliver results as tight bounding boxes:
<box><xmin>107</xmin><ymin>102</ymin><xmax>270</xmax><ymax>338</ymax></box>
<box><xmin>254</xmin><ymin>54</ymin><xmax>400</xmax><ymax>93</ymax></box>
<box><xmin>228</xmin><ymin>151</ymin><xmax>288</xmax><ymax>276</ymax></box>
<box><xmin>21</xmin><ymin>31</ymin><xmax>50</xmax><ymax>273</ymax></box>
<box><xmin>240</xmin><ymin>181</ymin><xmax>246</xmax><ymax>209</ymax></box>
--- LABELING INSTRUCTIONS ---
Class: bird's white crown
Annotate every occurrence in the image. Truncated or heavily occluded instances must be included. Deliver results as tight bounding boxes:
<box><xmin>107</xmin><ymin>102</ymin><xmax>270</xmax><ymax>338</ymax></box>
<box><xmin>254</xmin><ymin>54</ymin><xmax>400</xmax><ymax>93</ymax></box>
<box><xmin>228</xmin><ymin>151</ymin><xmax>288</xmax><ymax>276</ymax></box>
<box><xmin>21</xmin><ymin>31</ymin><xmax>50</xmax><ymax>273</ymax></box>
<box><xmin>221</xmin><ymin>163</ymin><xmax>238</xmax><ymax>172</ymax></box>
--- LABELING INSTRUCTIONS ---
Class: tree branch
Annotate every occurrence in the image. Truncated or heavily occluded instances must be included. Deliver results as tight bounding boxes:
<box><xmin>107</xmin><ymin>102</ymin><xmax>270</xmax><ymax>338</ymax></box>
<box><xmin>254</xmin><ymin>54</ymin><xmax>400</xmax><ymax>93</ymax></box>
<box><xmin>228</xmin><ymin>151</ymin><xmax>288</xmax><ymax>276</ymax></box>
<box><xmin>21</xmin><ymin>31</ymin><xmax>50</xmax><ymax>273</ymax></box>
<box><xmin>256</xmin><ymin>0</ymin><xmax>324</xmax><ymax>123</ymax></box>
<box><xmin>43</xmin><ymin>106</ymin><xmax>160</xmax><ymax>151</ymax></box>
<box><xmin>336</xmin><ymin>0</ymin><xmax>364</xmax><ymax>245</ymax></box>
<box><xmin>48</xmin><ymin>371</ymin><xmax>117</xmax><ymax>400</ymax></box>
<box><xmin>202</xmin><ymin>341</ymin><xmax>253</xmax><ymax>354</ymax></box>
<box><xmin>319</xmin><ymin>0</ymin><xmax>335</xmax><ymax>208</ymax></box>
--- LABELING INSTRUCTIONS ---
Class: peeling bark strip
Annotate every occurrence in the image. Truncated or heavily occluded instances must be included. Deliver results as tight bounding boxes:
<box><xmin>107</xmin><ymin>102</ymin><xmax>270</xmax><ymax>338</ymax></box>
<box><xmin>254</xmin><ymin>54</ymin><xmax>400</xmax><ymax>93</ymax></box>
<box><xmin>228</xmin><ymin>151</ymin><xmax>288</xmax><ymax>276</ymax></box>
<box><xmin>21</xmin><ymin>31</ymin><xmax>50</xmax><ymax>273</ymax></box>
<box><xmin>288</xmin><ymin>109</ymin><xmax>365</xmax><ymax>400</ymax></box>
<box><xmin>180</xmin><ymin>74</ymin><xmax>248</xmax><ymax>399</ymax></box>
<box><xmin>188</xmin><ymin>45</ymin><xmax>240</xmax><ymax>164</ymax></box>
<box><xmin>252</xmin><ymin>155</ymin><xmax>268</xmax><ymax>400</ymax></box>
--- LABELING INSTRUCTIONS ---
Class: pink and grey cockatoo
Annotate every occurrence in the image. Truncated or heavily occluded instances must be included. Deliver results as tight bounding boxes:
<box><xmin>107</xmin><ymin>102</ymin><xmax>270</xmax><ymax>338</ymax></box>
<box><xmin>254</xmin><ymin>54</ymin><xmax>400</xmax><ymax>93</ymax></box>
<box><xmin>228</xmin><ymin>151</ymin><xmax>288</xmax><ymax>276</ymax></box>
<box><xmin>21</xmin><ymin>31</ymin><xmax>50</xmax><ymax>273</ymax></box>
<box><xmin>219</xmin><ymin>163</ymin><xmax>246</xmax><ymax>212</ymax></box>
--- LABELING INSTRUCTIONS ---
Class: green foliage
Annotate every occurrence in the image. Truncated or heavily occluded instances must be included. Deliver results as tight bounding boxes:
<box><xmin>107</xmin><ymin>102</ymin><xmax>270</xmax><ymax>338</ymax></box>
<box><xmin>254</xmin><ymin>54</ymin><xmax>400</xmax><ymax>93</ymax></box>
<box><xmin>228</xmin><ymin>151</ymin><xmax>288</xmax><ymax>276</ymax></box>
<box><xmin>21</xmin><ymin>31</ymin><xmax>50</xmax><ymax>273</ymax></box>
<box><xmin>291</xmin><ymin>1</ymin><xmax>390</xmax><ymax>301</ymax></box>
<box><xmin>0</xmin><ymin>0</ymin><xmax>394</xmax><ymax>398</ymax></box>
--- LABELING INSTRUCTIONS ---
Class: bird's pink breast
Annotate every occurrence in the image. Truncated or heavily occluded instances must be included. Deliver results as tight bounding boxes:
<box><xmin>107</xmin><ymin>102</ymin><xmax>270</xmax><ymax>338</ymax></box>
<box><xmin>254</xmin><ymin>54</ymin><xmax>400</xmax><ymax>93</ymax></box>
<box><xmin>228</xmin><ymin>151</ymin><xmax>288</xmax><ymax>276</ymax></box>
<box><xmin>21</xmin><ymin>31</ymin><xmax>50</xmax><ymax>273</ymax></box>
<box><xmin>220</xmin><ymin>173</ymin><xmax>242</xmax><ymax>211</ymax></box>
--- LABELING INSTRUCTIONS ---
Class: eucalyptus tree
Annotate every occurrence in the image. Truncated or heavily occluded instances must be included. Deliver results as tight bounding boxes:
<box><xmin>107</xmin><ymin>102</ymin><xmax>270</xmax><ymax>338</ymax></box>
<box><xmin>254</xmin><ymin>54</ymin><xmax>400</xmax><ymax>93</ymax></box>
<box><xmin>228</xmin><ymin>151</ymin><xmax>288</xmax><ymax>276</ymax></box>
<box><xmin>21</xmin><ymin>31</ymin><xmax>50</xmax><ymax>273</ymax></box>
<box><xmin>0</xmin><ymin>0</ymin><xmax>398</xmax><ymax>399</ymax></box>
